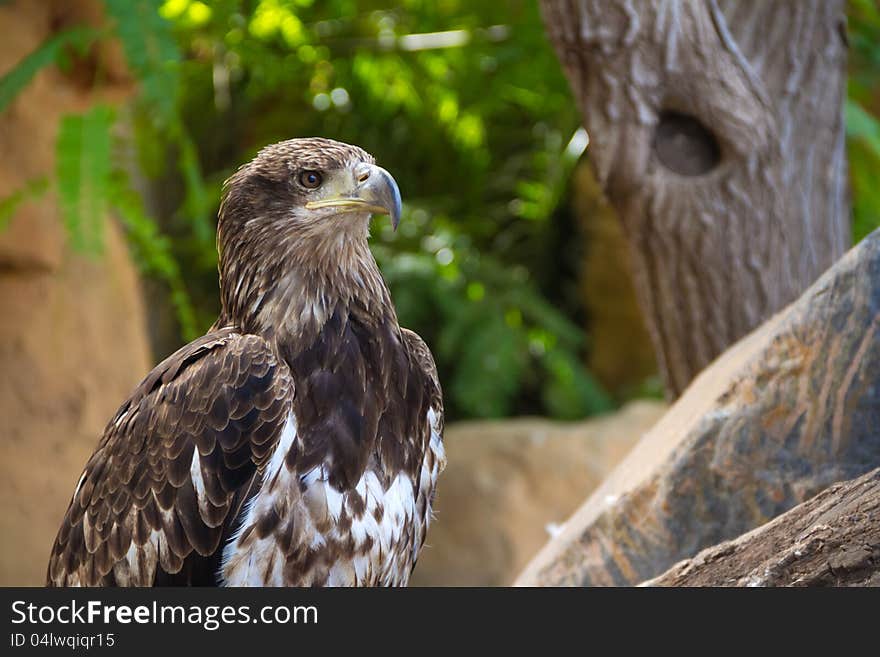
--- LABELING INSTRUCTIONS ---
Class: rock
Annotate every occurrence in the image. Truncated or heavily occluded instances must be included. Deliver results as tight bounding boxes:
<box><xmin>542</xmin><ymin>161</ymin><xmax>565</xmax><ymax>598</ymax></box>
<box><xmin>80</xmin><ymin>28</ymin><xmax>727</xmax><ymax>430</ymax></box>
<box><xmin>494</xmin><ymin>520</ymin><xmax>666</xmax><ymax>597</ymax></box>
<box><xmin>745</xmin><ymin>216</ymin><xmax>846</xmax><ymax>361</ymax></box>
<box><xmin>644</xmin><ymin>468</ymin><xmax>880</xmax><ymax>587</ymax></box>
<box><xmin>410</xmin><ymin>401</ymin><xmax>666</xmax><ymax>586</ymax></box>
<box><xmin>516</xmin><ymin>229</ymin><xmax>880</xmax><ymax>586</ymax></box>
<box><xmin>0</xmin><ymin>0</ymin><xmax>150</xmax><ymax>586</ymax></box>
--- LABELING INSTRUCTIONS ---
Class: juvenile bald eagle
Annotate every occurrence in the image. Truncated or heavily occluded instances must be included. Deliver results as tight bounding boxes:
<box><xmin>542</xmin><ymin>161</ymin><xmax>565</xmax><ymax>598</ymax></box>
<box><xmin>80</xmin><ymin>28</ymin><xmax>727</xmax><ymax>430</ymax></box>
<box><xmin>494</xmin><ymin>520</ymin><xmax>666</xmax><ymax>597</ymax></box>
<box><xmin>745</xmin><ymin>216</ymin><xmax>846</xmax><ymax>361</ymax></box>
<box><xmin>47</xmin><ymin>138</ymin><xmax>445</xmax><ymax>587</ymax></box>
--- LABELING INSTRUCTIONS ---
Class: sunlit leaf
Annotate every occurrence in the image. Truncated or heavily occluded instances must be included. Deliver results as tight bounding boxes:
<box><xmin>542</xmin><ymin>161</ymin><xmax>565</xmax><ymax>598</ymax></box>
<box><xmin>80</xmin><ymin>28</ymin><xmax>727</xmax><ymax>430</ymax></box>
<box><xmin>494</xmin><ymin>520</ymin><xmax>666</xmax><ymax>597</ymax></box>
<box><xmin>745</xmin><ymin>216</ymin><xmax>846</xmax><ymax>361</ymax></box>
<box><xmin>56</xmin><ymin>106</ymin><xmax>115</xmax><ymax>254</ymax></box>
<box><xmin>105</xmin><ymin>0</ymin><xmax>180</xmax><ymax>124</ymax></box>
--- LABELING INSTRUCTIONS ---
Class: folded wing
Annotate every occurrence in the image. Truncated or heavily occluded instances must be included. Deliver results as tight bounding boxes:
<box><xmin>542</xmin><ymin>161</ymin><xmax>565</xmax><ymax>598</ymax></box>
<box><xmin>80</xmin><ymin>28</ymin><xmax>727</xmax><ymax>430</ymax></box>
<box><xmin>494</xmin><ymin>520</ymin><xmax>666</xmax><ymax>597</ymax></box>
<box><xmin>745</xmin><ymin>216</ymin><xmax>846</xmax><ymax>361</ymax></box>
<box><xmin>46</xmin><ymin>329</ymin><xmax>293</xmax><ymax>586</ymax></box>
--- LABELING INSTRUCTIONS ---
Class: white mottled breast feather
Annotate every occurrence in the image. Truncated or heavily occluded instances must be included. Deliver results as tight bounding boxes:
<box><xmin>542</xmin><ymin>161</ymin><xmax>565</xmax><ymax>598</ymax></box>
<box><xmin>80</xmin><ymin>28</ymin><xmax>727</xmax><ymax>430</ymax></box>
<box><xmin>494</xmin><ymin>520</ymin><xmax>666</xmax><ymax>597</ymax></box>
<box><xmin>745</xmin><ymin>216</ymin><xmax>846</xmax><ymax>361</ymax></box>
<box><xmin>218</xmin><ymin>406</ymin><xmax>445</xmax><ymax>587</ymax></box>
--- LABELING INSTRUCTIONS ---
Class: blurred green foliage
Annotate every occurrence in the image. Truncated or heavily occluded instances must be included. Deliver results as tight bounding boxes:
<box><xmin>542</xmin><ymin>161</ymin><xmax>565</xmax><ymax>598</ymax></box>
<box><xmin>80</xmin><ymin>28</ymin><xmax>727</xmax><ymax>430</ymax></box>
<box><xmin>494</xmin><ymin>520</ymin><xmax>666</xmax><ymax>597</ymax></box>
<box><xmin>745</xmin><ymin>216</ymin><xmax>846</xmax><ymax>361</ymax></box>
<box><xmin>0</xmin><ymin>0</ymin><xmax>878</xmax><ymax>421</ymax></box>
<box><xmin>848</xmin><ymin>0</ymin><xmax>880</xmax><ymax>242</ymax></box>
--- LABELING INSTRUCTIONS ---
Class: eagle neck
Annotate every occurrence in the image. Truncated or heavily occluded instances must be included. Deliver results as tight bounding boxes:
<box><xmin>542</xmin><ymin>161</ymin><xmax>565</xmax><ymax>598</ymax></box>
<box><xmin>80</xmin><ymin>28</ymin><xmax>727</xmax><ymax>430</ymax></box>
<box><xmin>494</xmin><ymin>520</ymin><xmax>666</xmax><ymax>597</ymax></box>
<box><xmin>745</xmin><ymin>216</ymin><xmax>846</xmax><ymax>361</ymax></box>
<box><xmin>219</xmin><ymin>234</ymin><xmax>396</xmax><ymax>352</ymax></box>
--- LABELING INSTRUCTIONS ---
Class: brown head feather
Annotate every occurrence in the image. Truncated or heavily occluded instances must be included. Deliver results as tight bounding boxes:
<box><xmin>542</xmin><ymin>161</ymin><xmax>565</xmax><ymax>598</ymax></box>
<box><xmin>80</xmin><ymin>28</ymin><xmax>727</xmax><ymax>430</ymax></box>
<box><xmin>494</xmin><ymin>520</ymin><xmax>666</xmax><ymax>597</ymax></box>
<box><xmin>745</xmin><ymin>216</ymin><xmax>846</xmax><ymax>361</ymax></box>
<box><xmin>216</xmin><ymin>137</ymin><xmax>390</xmax><ymax>343</ymax></box>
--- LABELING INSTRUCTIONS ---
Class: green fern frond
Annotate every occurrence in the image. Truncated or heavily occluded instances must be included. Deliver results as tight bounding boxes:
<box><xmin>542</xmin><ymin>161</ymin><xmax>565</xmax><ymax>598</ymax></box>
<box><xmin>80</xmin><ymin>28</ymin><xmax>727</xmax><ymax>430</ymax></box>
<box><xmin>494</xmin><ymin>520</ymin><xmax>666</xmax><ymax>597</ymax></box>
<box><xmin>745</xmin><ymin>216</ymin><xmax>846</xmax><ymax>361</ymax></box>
<box><xmin>0</xmin><ymin>177</ymin><xmax>49</xmax><ymax>232</ymax></box>
<box><xmin>106</xmin><ymin>169</ymin><xmax>199</xmax><ymax>340</ymax></box>
<box><xmin>104</xmin><ymin>0</ymin><xmax>181</xmax><ymax>124</ymax></box>
<box><xmin>174</xmin><ymin>124</ymin><xmax>215</xmax><ymax>255</ymax></box>
<box><xmin>56</xmin><ymin>106</ymin><xmax>115</xmax><ymax>254</ymax></box>
<box><xmin>0</xmin><ymin>27</ymin><xmax>100</xmax><ymax>114</ymax></box>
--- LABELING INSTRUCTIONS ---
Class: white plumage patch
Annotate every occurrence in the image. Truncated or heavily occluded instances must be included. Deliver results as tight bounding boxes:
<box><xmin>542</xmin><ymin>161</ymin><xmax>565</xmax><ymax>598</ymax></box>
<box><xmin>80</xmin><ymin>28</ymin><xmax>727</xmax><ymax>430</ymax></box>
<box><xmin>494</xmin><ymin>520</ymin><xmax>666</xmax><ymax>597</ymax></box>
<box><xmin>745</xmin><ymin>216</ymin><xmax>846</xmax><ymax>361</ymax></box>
<box><xmin>266</xmin><ymin>412</ymin><xmax>298</xmax><ymax>484</ymax></box>
<box><xmin>220</xmin><ymin>412</ymin><xmax>299</xmax><ymax>586</ymax></box>
<box><xmin>219</xmin><ymin>407</ymin><xmax>444</xmax><ymax>587</ymax></box>
<box><xmin>72</xmin><ymin>470</ymin><xmax>88</xmax><ymax>499</ymax></box>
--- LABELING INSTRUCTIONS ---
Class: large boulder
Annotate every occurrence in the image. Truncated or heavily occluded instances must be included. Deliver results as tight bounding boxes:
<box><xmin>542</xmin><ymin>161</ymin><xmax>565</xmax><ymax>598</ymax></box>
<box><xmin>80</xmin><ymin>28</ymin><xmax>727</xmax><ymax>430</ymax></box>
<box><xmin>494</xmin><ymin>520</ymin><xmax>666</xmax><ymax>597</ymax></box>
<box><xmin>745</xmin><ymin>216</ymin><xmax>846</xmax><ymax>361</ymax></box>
<box><xmin>0</xmin><ymin>0</ymin><xmax>150</xmax><ymax>586</ymax></box>
<box><xmin>410</xmin><ymin>401</ymin><xmax>665</xmax><ymax>586</ymax></box>
<box><xmin>644</xmin><ymin>467</ymin><xmax>880</xmax><ymax>587</ymax></box>
<box><xmin>517</xmin><ymin>229</ymin><xmax>880</xmax><ymax>586</ymax></box>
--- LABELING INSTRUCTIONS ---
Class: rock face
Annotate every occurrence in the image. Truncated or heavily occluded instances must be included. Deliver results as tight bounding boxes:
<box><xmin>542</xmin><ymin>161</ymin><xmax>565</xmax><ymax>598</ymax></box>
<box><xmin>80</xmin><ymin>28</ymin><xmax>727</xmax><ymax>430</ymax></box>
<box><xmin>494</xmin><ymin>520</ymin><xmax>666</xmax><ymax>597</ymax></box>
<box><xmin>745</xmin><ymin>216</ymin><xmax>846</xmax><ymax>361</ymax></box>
<box><xmin>0</xmin><ymin>0</ymin><xmax>150</xmax><ymax>586</ymax></box>
<box><xmin>644</xmin><ymin>468</ymin><xmax>880</xmax><ymax>587</ymax></box>
<box><xmin>516</xmin><ymin>229</ymin><xmax>880</xmax><ymax>586</ymax></box>
<box><xmin>410</xmin><ymin>401</ymin><xmax>665</xmax><ymax>586</ymax></box>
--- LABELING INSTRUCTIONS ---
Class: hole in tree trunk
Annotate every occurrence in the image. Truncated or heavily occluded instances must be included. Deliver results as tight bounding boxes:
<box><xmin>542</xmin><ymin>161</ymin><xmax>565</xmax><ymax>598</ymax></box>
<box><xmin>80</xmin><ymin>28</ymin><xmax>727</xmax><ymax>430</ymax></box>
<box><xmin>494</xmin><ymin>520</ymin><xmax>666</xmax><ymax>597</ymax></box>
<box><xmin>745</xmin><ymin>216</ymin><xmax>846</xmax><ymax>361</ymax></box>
<box><xmin>653</xmin><ymin>111</ymin><xmax>721</xmax><ymax>176</ymax></box>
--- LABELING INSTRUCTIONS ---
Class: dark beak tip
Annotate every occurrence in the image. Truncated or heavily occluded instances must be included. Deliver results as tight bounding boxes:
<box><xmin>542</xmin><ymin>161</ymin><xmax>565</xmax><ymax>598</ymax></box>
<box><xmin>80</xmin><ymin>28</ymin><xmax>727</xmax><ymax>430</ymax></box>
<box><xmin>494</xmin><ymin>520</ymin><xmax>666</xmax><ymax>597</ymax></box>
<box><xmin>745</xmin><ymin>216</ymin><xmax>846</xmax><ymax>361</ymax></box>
<box><xmin>387</xmin><ymin>174</ymin><xmax>402</xmax><ymax>232</ymax></box>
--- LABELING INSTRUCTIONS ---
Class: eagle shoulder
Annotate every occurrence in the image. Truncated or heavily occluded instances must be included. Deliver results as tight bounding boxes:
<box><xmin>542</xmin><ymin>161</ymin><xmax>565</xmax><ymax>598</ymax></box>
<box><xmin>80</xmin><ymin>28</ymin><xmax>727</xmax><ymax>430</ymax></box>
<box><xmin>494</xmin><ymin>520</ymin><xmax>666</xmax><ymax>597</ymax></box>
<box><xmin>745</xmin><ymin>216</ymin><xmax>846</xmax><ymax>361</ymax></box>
<box><xmin>46</xmin><ymin>329</ymin><xmax>293</xmax><ymax>586</ymax></box>
<box><xmin>400</xmin><ymin>327</ymin><xmax>442</xmax><ymax>417</ymax></box>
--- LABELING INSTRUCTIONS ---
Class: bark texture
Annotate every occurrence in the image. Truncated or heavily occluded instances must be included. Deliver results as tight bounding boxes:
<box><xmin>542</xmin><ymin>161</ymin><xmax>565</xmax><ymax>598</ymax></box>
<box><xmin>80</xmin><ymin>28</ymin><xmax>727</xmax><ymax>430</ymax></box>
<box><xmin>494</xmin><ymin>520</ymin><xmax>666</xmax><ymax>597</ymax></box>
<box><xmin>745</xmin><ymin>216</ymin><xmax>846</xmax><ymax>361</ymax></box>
<box><xmin>516</xmin><ymin>228</ymin><xmax>880</xmax><ymax>587</ymax></box>
<box><xmin>644</xmin><ymin>468</ymin><xmax>880</xmax><ymax>587</ymax></box>
<box><xmin>541</xmin><ymin>0</ymin><xmax>851</xmax><ymax>396</ymax></box>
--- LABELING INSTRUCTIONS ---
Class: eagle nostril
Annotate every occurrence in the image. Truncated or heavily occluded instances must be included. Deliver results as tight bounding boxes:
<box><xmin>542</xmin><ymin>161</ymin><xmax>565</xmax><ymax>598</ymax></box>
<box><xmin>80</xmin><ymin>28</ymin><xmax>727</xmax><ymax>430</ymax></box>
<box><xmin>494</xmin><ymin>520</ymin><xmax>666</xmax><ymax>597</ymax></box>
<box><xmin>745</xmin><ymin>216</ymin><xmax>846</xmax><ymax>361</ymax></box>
<box><xmin>357</xmin><ymin>170</ymin><xmax>370</xmax><ymax>183</ymax></box>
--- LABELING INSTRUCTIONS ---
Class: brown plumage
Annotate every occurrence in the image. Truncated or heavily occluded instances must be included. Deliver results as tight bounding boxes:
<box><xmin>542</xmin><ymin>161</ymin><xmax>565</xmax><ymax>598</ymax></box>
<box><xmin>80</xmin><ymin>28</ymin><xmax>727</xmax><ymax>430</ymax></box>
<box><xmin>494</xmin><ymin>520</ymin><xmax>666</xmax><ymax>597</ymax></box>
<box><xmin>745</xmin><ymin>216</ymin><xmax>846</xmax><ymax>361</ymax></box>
<box><xmin>47</xmin><ymin>138</ymin><xmax>445</xmax><ymax>586</ymax></box>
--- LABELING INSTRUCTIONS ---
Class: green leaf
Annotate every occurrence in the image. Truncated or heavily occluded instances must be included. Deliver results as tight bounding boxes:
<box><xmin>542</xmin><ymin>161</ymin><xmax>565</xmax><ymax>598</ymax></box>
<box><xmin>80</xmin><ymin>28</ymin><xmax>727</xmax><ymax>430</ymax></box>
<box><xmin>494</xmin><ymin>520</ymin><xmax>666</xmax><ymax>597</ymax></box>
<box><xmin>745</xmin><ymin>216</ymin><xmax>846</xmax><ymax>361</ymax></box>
<box><xmin>850</xmin><ymin>139</ymin><xmax>880</xmax><ymax>243</ymax></box>
<box><xmin>55</xmin><ymin>106</ymin><xmax>115</xmax><ymax>254</ymax></box>
<box><xmin>845</xmin><ymin>100</ymin><xmax>880</xmax><ymax>243</ymax></box>
<box><xmin>846</xmin><ymin>99</ymin><xmax>880</xmax><ymax>156</ymax></box>
<box><xmin>451</xmin><ymin>314</ymin><xmax>526</xmax><ymax>418</ymax></box>
<box><xmin>104</xmin><ymin>0</ymin><xmax>181</xmax><ymax>124</ymax></box>
<box><xmin>106</xmin><ymin>169</ymin><xmax>199</xmax><ymax>340</ymax></box>
<box><xmin>0</xmin><ymin>27</ymin><xmax>99</xmax><ymax>113</ymax></box>
<box><xmin>0</xmin><ymin>177</ymin><xmax>49</xmax><ymax>232</ymax></box>
<box><xmin>174</xmin><ymin>125</ymin><xmax>214</xmax><ymax>252</ymax></box>
<box><xmin>541</xmin><ymin>349</ymin><xmax>613</xmax><ymax>419</ymax></box>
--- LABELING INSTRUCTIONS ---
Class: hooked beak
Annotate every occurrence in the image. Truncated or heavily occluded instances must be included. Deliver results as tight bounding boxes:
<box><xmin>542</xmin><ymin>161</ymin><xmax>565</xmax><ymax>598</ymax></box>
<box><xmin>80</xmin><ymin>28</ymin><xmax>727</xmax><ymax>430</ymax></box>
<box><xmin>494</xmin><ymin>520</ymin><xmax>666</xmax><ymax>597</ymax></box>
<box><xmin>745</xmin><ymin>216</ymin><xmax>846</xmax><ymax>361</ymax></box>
<box><xmin>305</xmin><ymin>162</ymin><xmax>402</xmax><ymax>230</ymax></box>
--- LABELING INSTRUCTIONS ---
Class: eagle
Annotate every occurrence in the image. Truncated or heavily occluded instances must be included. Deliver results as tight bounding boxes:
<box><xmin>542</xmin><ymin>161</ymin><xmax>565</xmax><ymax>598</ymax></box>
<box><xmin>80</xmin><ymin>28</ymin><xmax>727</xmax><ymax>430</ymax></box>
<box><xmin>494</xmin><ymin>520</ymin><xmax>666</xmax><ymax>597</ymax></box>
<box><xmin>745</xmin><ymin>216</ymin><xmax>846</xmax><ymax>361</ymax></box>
<box><xmin>46</xmin><ymin>138</ymin><xmax>446</xmax><ymax>587</ymax></box>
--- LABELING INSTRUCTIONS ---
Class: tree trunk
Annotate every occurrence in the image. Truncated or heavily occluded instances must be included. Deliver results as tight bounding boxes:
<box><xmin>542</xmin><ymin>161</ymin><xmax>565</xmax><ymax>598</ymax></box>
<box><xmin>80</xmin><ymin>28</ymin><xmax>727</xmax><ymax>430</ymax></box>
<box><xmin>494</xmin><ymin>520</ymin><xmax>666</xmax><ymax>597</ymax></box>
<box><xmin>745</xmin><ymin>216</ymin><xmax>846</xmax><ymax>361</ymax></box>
<box><xmin>643</xmin><ymin>468</ymin><xmax>880</xmax><ymax>587</ymax></box>
<box><xmin>541</xmin><ymin>0</ymin><xmax>851</xmax><ymax>396</ymax></box>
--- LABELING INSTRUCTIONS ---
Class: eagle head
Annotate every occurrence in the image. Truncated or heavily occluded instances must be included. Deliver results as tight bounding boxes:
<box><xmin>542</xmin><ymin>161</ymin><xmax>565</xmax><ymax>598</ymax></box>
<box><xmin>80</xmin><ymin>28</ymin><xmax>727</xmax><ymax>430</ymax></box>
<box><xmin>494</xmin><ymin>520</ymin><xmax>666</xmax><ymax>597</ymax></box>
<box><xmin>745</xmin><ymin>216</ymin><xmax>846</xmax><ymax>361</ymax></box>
<box><xmin>219</xmin><ymin>136</ymin><xmax>401</xmax><ymax>238</ymax></box>
<box><xmin>216</xmin><ymin>137</ymin><xmax>402</xmax><ymax>334</ymax></box>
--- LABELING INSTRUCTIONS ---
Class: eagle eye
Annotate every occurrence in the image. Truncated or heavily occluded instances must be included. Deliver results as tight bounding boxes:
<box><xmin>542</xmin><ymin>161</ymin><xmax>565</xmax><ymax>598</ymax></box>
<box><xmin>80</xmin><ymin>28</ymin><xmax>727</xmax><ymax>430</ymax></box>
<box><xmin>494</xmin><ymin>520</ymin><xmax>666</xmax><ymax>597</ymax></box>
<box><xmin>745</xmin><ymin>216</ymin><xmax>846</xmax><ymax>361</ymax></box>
<box><xmin>298</xmin><ymin>170</ymin><xmax>323</xmax><ymax>189</ymax></box>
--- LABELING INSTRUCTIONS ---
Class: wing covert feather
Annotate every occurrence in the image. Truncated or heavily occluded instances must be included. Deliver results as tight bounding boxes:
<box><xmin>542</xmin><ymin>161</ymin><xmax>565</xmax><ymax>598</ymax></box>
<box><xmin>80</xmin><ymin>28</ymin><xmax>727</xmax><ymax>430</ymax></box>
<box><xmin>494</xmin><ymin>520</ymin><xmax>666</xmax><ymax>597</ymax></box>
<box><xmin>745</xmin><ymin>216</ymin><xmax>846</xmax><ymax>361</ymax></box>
<box><xmin>47</xmin><ymin>330</ymin><xmax>293</xmax><ymax>586</ymax></box>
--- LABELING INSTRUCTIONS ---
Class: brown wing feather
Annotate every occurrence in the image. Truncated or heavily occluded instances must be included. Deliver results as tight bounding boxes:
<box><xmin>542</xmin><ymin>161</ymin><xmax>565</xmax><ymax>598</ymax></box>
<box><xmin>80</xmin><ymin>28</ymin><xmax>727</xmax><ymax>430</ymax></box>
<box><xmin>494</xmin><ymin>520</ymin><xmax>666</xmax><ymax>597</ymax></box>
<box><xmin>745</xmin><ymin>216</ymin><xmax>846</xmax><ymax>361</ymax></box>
<box><xmin>399</xmin><ymin>327</ymin><xmax>445</xmax><ymax>570</ymax></box>
<box><xmin>400</xmin><ymin>328</ymin><xmax>443</xmax><ymax>427</ymax></box>
<box><xmin>46</xmin><ymin>329</ymin><xmax>293</xmax><ymax>586</ymax></box>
